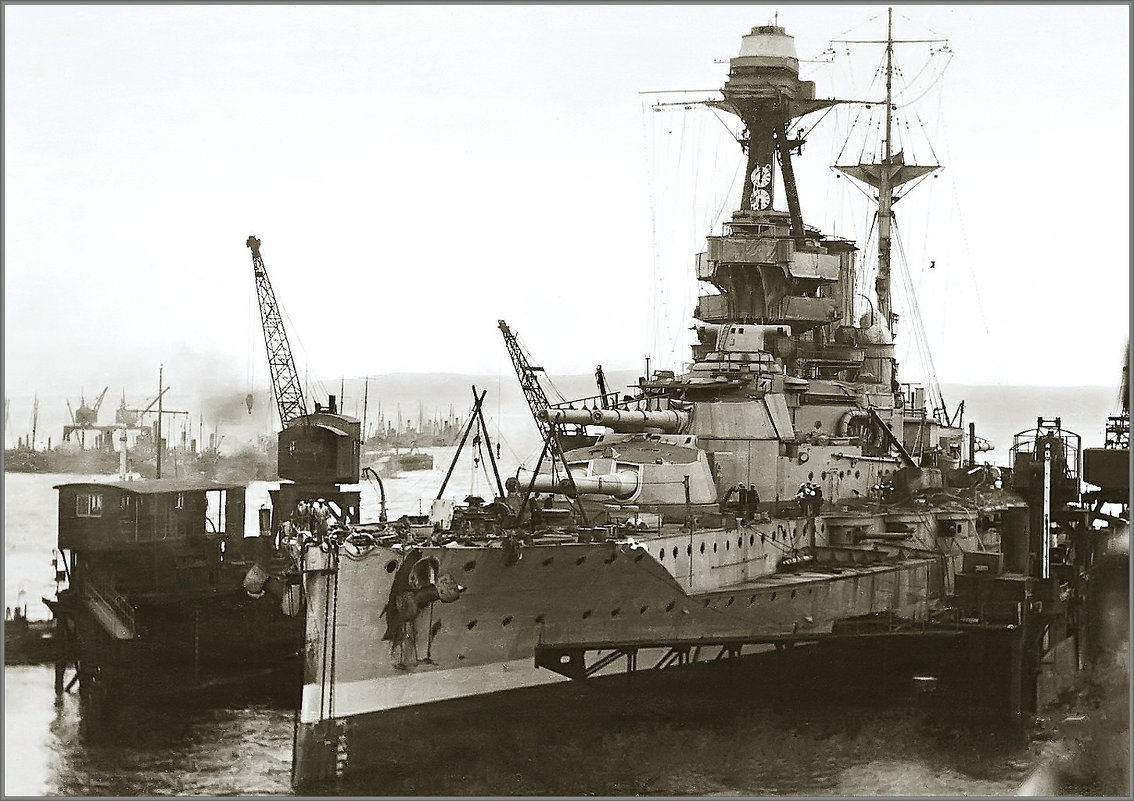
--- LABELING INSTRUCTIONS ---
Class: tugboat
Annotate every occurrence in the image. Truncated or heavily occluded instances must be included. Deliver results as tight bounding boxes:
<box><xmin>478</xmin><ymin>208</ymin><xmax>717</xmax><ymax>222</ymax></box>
<box><xmin>48</xmin><ymin>476</ymin><xmax>303</xmax><ymax>716</ymax></box>
<box><xmin>43</xmin><ymin>234</ymin><xmax>372</xmax><ymax>720</ymax></box>
<box><xmin>287</xmin><ymin>16</ymin><xmax>1044</xmax><ymax>791</ymax></box>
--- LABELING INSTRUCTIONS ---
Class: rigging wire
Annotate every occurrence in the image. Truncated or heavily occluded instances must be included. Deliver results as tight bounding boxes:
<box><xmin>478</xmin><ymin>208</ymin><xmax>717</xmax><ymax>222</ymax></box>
<box><xmin>642</xmin><ymin>99</ymin><xmax>661</xmax><ymax>362</ymax></box>
<box><xmin>893</xmin><ymin>222</ymin><xmax>946</xmax><ymax>413</ymax></box>
<box><xmin>894</xmin><ymin>54</ymin><xmax>954</xmax><ymax>109</ymax></box>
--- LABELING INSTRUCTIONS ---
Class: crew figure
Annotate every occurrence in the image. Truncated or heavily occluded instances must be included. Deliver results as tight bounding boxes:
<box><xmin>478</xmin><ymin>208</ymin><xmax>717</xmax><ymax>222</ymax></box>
<box><xmin>795</xmin><ymin>482</ymin><xmax>821</xmax><ymax>517</ymax></box>
<box><xmin>745</xmin><ymin>484</ymin><xmax>760</xmax><ymax>521</ymax></box>
<box><xmin>721</xmin><ymin>484</ymin><xmax>741</xmax><ymax>514</ymax></box>
<box><xmin>529</xmin><ymin>494</ymin><xmax>544</xmax><ymax>526</ymax></box>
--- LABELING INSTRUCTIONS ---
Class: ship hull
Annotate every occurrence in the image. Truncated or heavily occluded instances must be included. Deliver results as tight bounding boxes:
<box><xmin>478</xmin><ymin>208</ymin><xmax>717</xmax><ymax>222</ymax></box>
<box><xmin>53</xmin><ymin>585</ymin><xmax>303</xmax><ymax>717</ymax></box>
<box><xmin>292</xmin><ymin>508</ymin><xmax>984</xmax><ymax>789</ymax></box>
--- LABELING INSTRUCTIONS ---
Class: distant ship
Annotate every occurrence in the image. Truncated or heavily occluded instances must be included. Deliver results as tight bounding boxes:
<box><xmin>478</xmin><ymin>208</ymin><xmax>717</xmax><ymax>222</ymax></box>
<box><xmin>365</xmin><ymin>442</ymin><xmax>434</xmax><ymax>475</ymax></box>
<box><xmin>365</xmin><ymin>407</ymin><xmax>464</xmax><ymax>450</ymax></box>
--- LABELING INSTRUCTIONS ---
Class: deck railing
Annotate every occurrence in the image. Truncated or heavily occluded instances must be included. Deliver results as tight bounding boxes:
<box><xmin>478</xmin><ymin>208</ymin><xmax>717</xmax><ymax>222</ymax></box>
<box><xmin>83</xmin><ymin>578</ymin><xmax>137</xmax><ymax>637</ymax></box>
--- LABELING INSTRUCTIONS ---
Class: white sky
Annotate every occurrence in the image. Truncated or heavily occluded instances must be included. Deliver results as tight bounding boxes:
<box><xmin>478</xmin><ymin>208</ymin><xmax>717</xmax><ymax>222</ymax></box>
<box><xmin>4</xmin><ymin>4</ymin><xmax>1130</xmax><ymax>407</ymax></box>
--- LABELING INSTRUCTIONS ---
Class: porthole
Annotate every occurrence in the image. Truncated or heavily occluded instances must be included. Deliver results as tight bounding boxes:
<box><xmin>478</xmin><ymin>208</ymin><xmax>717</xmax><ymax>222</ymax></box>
<box><xmin>771</xmin><ymin>592</ymin><xmax>777</xmax><ymax>601</ymax></box>
<box><xmin>687</xmin><ymin>544</ymin><xmax>693</xmax><ymax>556</ymax></box>
<box><xmin>535</xmin><ymin>614</ymin><xmax>545</xmax><ymax>624</ymax></box>
<box><xmin>582</xmin><ymin>609</ymin><xmax>592</xmax><ymax>619</ymax></box>
<box><xmin>749</xmin><ymin>595</ymin><xmax>757</xmax><ymax>604</ymax></box>
<box><xmin>703</xmin><ymin>598</ymin><xmax>712</xmax><ymax>607</ymax></box>
<box><xmin>700</xmin><ymin>542</ymin><xmax>706</xmax><ymax>554</ymax></box>
<box><xmin>839</xmin><ymin>470</ymin><xmax>845</xmax><ymax>480</ymax></box>
<box><xmin>808</xmin><ymin>471</ymin><xmax>814</xmax><ymax>481</ymax></box>
<box><xmin>737</xmin><ymin>536</ymin><xmax>742</xmax><ymax>548</ymax></box>
<box><xmin>576</xmin><ymin>555</ymin><xmax>587</xmax><ymax>566</ymax></box>
<box><xmin>502</xmin><ymin>615</ymin><xmax>513</xmax><ymax>627</ymax></box>
<box><xmin>793</xmin><ymin>527</ymin><xmax>798</xmax><ymax>538</ymax></box>
<box><xmin>658</xmin><ymin>549</ymin><xmax>665</xmax><ymax>561</ymax></box>
<box><xmin>639</xmin><ymin>605</ymin><xmax>649</xmax><ymax>615</ymax></box>
<box><xmin>726</xmin><ymin>597</ymin><xmax>735</xmax><ymax>606</ymax></box>
<box><xmin>854</xmin><ymin>470</ymin><xmax>860</xmax><ymax>479</ymax></box>
<box><xmin>808</xmin><ymin>588</ymin><xmax>813</xmax><ymax>595</ymax></box>
<box><xmin>467</xmin><ymin>620</ymin><xmax>477</xmax><ymax>630</ymax></box>
<box><xmin>790</xmin><ymin>590</ymin><xmax>796</xmax><ymax>599</ymax></box>
<box><xmin>725</xmin><ymin>540</ymin><xmax>730</xmax><ymax>551</ymax></box>
<box><xmin>672</xmin><ymin>546</ymin><xmax>679</xmax><ymax>559</ymax></box>
<box><xmin>713</xmin><ymin>542</ymin><xmax>718</xmax><ymax>552</ymax></box>
<box><xmin>610</xmin><ymin>608</ymin><xmax>621</xmax><ymax>618</ymax></box>
<box><xmin>821</xmin><ymin>471</ymin><xmax>827</xmax><ymax>480</ymax></box>
<box><xmin>665</xmin><ymin>601</ymin><xmax>676</xmax><ymax>612</ymax></box>
<box><xmin>634</xmin><ymin>552</ymin><xmax>646</xmax><ymax>562</ymax></box>
<box><xmin>385</xmin><ymin>560</ymin><xmax>399</xmax><ymax>573</ymax></box>
<box><xmin>772</xmin><ymin>531</ymin><xmax>777</xmax><ymax>542</ymax></box>
<box><xmin>430</xmin><ymin>621</ymin><xmax>442</xmax><ymax>637</ymax></box>
<box><xmin>749</xmin><ymin>535</ymin><xmax>755</xmax><ymax>546</ymax></box>
<box><xmin>542</xmin><ymin>556</ymin><xmax>554</xmax><ymax>566</ymax></box>
<box><xmin>464</xmin><ymin>560</ymin><xmax>477</xmax><ymax>572</ymax></box>
<box><xmin>760</xmin><ymin>532</ymin><xmax>766</xmax><ymax>543</ymax></box>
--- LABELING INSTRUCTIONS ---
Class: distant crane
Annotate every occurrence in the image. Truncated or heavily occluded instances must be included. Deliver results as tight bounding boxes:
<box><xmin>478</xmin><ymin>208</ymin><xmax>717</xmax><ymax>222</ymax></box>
<box><xmin>72</xmin><ymin>387</ymin><xmax>109</xmax><ymax>428</ymax></box>
<box><xmin>63</xmin><ymin>386</ymin><xmax>110</xmax><ymax>448</ymax></box>
<box><xmin>247</xmin><ymin>235</ymin><xmax>308</xmax><ymax>427</ymax></box>
<box><xmin>117</xmin><ymin>386</ymin><xmax>171</xmax><ymax>428</ymax></box>
<box><xmin>497</xmin><ymin>319</ymin><xmax>584</xmax><ymax>521</ymax></box>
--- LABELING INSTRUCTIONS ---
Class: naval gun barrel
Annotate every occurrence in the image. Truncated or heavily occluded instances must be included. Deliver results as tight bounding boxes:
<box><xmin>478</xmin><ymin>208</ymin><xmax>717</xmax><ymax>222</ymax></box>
<box><xmin>516</xmin><ymin>468</ymin><xmax>639</xmax><ymax>500</ymax></box>
<box><xmin>541</xmin><ymin>408</ymin><xmax>689</xmax><ymax>433</ymax></box>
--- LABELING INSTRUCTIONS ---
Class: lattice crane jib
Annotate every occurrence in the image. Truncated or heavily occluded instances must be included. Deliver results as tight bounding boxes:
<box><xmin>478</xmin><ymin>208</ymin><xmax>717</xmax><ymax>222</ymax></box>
<box><xmin>247</xmin><ymin>236</ymin><xmax>308</xmax><ymax>428</ymax></box>
<box><xmin>497</xmin><ymin>320</ymin><xmax>576</xmax><ymax>493</ymax></box>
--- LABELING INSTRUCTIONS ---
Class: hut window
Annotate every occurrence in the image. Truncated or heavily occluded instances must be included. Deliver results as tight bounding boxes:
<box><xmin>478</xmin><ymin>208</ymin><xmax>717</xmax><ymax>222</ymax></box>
<box><xmin>76</xmin><ymin>493</ymin><xmax>103</xmax><ymax>518</ymax></box>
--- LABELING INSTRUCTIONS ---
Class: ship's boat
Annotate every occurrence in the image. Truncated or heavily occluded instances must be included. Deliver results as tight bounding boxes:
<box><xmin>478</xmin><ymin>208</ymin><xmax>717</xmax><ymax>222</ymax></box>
<box><xmin>286</xmin><ymin>18</ymin><xmax>1094</xmax><ymax>791</ymax></box>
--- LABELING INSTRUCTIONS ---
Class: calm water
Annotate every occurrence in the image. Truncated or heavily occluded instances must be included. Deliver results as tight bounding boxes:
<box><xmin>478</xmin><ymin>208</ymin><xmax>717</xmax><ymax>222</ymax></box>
<box><xmin>1</xmin><ymin>409</ymin><xmax>1107</xmax><ymax>796</ymax></box>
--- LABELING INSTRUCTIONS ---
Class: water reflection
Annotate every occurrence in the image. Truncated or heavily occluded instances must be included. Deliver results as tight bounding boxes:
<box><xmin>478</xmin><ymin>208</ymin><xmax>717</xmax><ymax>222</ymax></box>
<box><xmin>5</xmin><ymin>665</ymin><xmax>293</xmax><ymax>796</ymax></box>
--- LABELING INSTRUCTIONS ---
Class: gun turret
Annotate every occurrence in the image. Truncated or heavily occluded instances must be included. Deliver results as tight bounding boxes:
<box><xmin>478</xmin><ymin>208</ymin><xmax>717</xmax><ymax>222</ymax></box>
<box><xmin>540</xmin><ymin>408</ymin><xmax>689</xmax><ymax>433</ymax></box>
<box><xmin>516</xmin><ymin>467</ymin><xmax>639</xmax><ymax>500</ymax></box>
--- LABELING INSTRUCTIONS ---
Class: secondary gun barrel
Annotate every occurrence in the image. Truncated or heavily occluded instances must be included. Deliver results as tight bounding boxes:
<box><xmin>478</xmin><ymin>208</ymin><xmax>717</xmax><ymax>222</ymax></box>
<box><xmin>540</xmin><ymin>408</ymin><xmax>689</xmax><ymax>433</ymax></box>
<box><xmin>516</xmin><ymin>468</ymin><xmax>639</xmax><ymax>500</ymax></box>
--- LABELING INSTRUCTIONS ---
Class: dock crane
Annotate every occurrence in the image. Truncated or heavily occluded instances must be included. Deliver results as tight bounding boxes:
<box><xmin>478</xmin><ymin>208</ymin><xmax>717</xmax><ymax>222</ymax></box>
<box><xmin>497</xmin><ymin>320</ymin><xmax>586</xmax><ymax>522</ymax></box>
<box><xmin>66</xmin><ymin>387</ymin><xmax>109</xmax><ymax>429</ymax></box>
<box><xmin>246</xmin><ymin>235</ymin><xmax>361</xmax><ymax>525</ymax></box>
<box><xmin>247</xmin><ymin>236</ymin><xmax>308</xmax><ymax>427</ymax></box>
<box><xmin>63</xmin><ymin>387</ymin><xmax>111</xmax><ymax>447</ymax></box>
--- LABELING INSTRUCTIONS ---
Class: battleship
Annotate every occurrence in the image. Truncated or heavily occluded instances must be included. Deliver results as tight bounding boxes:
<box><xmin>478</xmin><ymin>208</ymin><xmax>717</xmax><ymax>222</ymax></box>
<box><xmin>262</xmin><ymin>16</ymin><xmax>1127</xmax><ymax>792</ymax></box>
